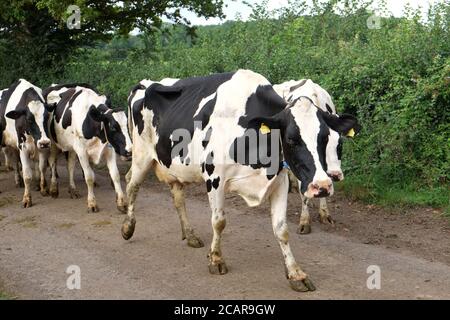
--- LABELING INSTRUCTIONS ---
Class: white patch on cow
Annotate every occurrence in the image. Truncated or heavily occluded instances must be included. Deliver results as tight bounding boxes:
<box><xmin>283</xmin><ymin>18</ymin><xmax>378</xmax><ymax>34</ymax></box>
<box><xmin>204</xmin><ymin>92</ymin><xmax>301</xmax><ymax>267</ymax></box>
<box><xmin>326</xmin><ymin>129</ymin><xmax>342</xmax><ymax>175</ymax></box>
<box><xmin>290</xmin><ymin>99</ymin><xmax>333</xmax><ymax>192</ymax></box>
<box><xmin>112</xmin><ymin>111</ymin><xmax>132</xmax><ymax>153</ymax></box>
<box><xmin>193</xmin><ymin>93</ymin><xmax>216</xmax><ymax>118</ymax></box>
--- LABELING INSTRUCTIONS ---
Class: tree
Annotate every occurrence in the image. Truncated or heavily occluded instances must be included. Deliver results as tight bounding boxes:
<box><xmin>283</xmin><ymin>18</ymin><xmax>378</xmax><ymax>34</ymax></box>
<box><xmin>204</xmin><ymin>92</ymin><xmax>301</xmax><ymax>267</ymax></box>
<box><xmin>0</xmin><ymin>0</ymin><xmax>225</xmax><ymax>85</ymax></box>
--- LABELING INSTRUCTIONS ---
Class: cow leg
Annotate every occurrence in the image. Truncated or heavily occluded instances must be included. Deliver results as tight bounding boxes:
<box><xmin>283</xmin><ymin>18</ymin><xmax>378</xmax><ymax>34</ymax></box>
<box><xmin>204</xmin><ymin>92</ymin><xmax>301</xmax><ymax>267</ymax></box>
<box><xmin>297</xmin><ymin>195</ymin><xmax>312</xmax><ymax>235</ymax></box>
<box><xmin>270</xmin><ymin>173</ymin><xmax>315</xmax><ymax>292</ymax></box>
<box><xmin>38</xmin><ymin>150</ymin><xmax>49</xmax><ymax>196</ymax></box>
<box><xmin>121</xmin><ymin>154</ymin><xmax>153</xmax><ymax>240</ymax></box>
<box><xmin>319</xmin><ymin>198</ymin><xmax>335</xmax><ymax>225</ymax></box>
<box><xmin>7</xmin><ymin>149</ymin><xmax>23</xmax><ymax>187</ymax></box>
<box><xmin>2</xmin><ymin>149</ymin><xmax>13</xmax><ymax>171</ymax></box>
<box><xmin>19</xmin><ymin>150</ymin><xmax>33</xmax><ymax>208</ymax></box>
<box><xmin>170</xmin><ymin>182</ymin><xmax>204</xmax><ymax>248</ymax></box>
<box><xmin>105</xmin><ymin>150</ymin><xmax>127</xmax><ymax>213</ymax></box>
<box><xmin>33</xmin><ymin>161</ymin><xmax>41</xmax><ymax>191</ymax></box>
<box><xmin>76</xmin><ymin>151</ymin><xmax>98</xmax><ymax>213</ymax></box>
<box><xmin>207</xmin><ymin>183</ymin><xmax>228</xmax><ymax>275</ymax></box>
<box><xmin>49</xmin><ymin>145</ymin><xmax>59</xmax><ymax>198</ymax></box>
<box><xmin>67</xmin><ymin>151</ymin><xmax>80</xmax><ymax>199</ymax></box>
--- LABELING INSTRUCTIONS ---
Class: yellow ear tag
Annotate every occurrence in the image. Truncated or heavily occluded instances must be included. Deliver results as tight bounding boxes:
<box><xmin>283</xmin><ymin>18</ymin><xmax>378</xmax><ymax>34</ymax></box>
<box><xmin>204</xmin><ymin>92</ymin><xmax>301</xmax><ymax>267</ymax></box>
<box><xmin>346</xmin><ymin>128</ymin><xmax>355</xmax><ymax>138</ymax></box>
<box><xmin>260</xmin><ymin>123</ymin><xmax>271</xmax><ymax>134</ymax></box>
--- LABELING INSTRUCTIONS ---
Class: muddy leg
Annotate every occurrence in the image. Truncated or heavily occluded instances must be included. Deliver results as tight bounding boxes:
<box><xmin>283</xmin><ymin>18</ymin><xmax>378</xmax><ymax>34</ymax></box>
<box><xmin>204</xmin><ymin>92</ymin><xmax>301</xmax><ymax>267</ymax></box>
<box><xmin>19</xmin><ymin>150</ymin><xmax>33</xmax><ymax>208</ymax></box>
<box><xmin>270</xmin><ymin>172</ymin><xmax>315</xmax><ymax>292</ymax></box>
<box><xmin>67</xmin><ymin>151</ymin><xmax>80</xmax><ymax>199</ymax></box>
<box><xmin>77</xmin><ymin>151</ymin><xmax>98</xmax><ymax>213</ymax></box>
<box><xmin>121</xmin><ymin>152</ymin><xmax>153</xmax><ymax>240</ymax></box>
<box><xmin>207</xmin><ymin>182</ymin><xmax>228</xmax><ymax>275</ymax></box>
<box><xmin>170</xmin><ymin>182</ymin><xmax>204</xmax><ymax>248</ymax></box>
<box><xmin>297</xmin><ymin>194</ymin><xmax>312</xmax><ymax>235</ymax></box>
<box><xmin>38</xmin><ymin>150</ymin><xmax>49</xmax><ymax>196</ymax></box>
<box><xmin>319</xmin><ymin>198</ymin><xmax>335</xmax><ymax>225</ymax></box>
<box><xmin>105</xmin><ymin>149</ymin><xmax>127</xmax><ymax>213</ymax></box>
<box><xmin>49</xmin><ymin>145</ymin><xmax>59</xmax><ymax>198</ymax></box>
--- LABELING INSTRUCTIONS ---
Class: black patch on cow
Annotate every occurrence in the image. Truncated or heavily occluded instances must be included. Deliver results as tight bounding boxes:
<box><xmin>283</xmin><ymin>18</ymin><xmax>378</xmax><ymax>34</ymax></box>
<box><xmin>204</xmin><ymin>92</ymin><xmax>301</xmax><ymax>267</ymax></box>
<box><xmin>206</xmin><ymin>179</ymin><xmax>212</xmax><ymax>193</ymax></box>
<box><xmin>205</xmin><ymin>163</ymin><xmax>215</xmax><ymax>176</ymax></box>
<box><xmin>230</xmin><ymin>85</ymin><xmax>287</xmax><ymax>175</ymax></box>
<box><xmin>143</xmin><ymin>72</ymin><xmax>234</xmax><ymax>168</ymax></box>
<box><xmin>193</xmin><ymin>94</ymin><xmax>216</xmax><ymax>130</ymax></box>
<box><xmin>132</xmin><ymin>98</ymin><xmax>145</xmax><ymax>135</ymax></box>
<box><xmin>317</xmin><ymin>120</ymin><xmax>329</xmax><ymax>172</ymax></box>
<box><xmin>50</xmin><ymin>118</ymin><xmax>57</xmax><ymax>143</ymax></box>
<box><xmin>201</xmin><ymin>162</ymin><xmax>205</xmax><ymax>173</ymax></box>
<box><xmin>337</xmin><ymin>137</ymin><xmax>343</xmax><ymax>160</ymax></box>
<box><xmin>82</xmin><ymin>105</ymin><xmax>107</xmax><ymax>143</ymax></box>
<box><xmin>62</xmin><ymin>90</ymin><xmax>82</xmax><ymax>129</ymax></box>
<box><xmin>12</xmin><ymin>87</ymin><xmax>46</xmax><ymax>145</ymax></box>
<box><xmin>211</xmin><ymin>177</ymin><xmax>220</xmax><ymax>190</ymax></box>
<box><xmin>202</xmin><ymin>127</ymin><xmax>213</xmax><ymax>148</ymax></box>
<box><xmin>289</xmin><ymin>79</ymin><xmax>307</xmax><ymax>93</ymax></box>
<box><xmin>54</xmin><ymin>88</ymin><xmax>76</xmax><ymax>123</ymax></box>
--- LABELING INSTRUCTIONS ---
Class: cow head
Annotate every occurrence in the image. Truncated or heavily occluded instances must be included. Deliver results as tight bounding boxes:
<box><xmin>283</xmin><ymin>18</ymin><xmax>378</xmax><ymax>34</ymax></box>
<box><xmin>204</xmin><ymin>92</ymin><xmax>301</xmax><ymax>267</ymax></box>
<box><xmin>6</xmin><ymin>89</ymin><xmax>55</xmax><ymax>150</ymax></box>
<box><xmin>284</xmin><ymin>80</ymin><xmax>360</xmax><ymax>182</ymax></box>
<box><xmin>249</xmin><ymin>98</ymin><xmax>358</xmax><ymax>199</ymax></box>
<box><xmin>88</xmin><ymin>107</ymin><xmax>133</xmax><ymax>160</ymax></box>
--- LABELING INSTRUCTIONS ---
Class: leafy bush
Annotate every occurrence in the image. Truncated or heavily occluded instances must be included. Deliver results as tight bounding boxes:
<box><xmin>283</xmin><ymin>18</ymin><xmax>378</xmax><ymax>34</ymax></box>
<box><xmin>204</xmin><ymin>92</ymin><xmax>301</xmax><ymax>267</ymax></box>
<box><xmin>1</xmin><ymin>0</ymin><xmax>448</xmax><ymax>211</ymax></box>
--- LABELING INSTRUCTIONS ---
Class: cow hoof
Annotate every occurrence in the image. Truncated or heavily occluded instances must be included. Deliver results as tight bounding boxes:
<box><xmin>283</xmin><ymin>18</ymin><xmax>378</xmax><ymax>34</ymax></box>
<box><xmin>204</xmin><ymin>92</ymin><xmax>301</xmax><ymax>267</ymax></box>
<box><xmin>297</xmin><ymin>224</ymin><xmax>311</xmax><ymax>235</ymax></box>
<box><xmin>121</xmin><ymin>217</ymin><xmax>136</xmax><ymax>240</ymax></box>
<box><xmin>208</xmin><ymin>261</ymin><xmax>228</xmax><ymax>275</ymax></box>
<box><xmin>40</xmin><ymin>188</ymin><xmax>49</xmax><ymax>197</ymax></box>
<box><xmin>22</xmin><ymin>197</ymin><xmax>32</xmax><ymax>208</ymax></box>
<box><xmin>289</xmin><ymin>277</ymin><xmax>316</xmax><ymax>292</ymax></box>
<box><xmin>117</xmin><ymin>204</ymin><xmax>127</xmax><ymax>214</ymax></box>
<box><xmin>319</xmin><ymin>215</ymin><xmax>335</xmax><ymax>225</ymax></box>
<box><xmin>187</xmin><ymin>235</ymin><xmax>204</xmax><ymax>248</ymax></box>
<box><xmin>87</xmin><ymin>204</ymin><xmax>99</xmax><ymax>213</ymax></box>
<box><xmin>68</xmin><ymin>188</ymin><xmax>80</xmax><ymax>199</ymax></box>
<box><xmin>50</xmin><ymin>183</ymin><xmax>59</xmax><ymax>198</ymax></box>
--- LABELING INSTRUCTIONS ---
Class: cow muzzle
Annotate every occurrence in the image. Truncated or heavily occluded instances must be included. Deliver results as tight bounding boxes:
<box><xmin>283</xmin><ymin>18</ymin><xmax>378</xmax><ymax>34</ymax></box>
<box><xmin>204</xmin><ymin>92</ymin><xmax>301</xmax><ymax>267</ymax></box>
<box><xmin>120</xmin><ymin>151</ymin><xmax>132</xmax><ymax>162</ymax></box>
<box><xmin>305</xmin><ymin>179</ymin><xmax>333</xmax><ymax>198</ymax></box>
<box><xmin>327</xmin><ymin>170</ymin><xmax>344</xmax><ymax>182</ymax></box>
<box><xmin>38</xmin><ymin>140</ymin><xmax>51</xmax><ymax>149</ymax></box>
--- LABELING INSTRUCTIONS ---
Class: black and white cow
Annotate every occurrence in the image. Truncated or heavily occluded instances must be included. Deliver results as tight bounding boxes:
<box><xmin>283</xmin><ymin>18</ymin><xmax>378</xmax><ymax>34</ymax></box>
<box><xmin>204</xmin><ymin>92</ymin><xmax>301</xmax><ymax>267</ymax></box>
<box><xmin>123</xmin><ymin>70</ymin><xmax>358</xmax><ymax>292</ymax></box>
<box><xmin>43</xmin><ymin>84</ymin><xmax>132</xmax><ymax>213</ymax></box>
<box><xmin>0</xmin><ymin>79</ymin><xmax>55</xmax><ymax>207</ymax></box>
<box><xmin>273</xmin><ymin>79</ymin><xmax>359</xmax><ymax>234</ymax></box>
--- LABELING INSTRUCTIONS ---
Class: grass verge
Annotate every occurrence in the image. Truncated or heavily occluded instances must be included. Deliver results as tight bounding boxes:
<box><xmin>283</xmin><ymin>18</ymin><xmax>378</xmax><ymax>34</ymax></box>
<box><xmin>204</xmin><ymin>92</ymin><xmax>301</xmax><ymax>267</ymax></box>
<box><xmin>337</xmin><ymin>176</ymin><xmax>450</xmax><ymax>216</ymax></box>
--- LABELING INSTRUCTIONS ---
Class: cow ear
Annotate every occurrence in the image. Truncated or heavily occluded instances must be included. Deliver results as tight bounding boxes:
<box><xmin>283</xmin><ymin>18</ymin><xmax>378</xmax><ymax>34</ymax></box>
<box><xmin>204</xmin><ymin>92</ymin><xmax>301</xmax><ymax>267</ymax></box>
<box><xmin>322</xmin><ymin>112</ymin><xmax>360</xmax><ymax>136</ymax></box>
<box><xmin>88</xmin><ymin>106</ymin><xmax>106</xmax><ymax>122</ymax></box>
<box><xmin>247</xmin><ymin>112</ymin><xmax>286</xmax><ymax>134</ymax></box>
<box><xmin>6</xmin><ymin>110</ymin><xmax>27</xmax><ymax>119</ymax></box>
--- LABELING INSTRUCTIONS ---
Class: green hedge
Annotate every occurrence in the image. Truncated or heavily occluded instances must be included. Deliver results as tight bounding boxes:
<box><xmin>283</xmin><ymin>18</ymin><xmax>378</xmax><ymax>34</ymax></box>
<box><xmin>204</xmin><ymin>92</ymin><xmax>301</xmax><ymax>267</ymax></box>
<box><xmin>1</xmin><ymin>0</ymin><xmax>449</xmax><ymax>211</ymax></box>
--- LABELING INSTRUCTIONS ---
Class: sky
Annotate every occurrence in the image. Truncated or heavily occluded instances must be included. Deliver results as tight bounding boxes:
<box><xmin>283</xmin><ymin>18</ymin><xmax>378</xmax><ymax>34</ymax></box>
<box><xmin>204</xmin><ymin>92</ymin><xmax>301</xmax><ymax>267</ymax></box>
<box><xmin>181</xmin><ymin>0</ymin><xmax>445</xmax><ymax>25</ymax></box>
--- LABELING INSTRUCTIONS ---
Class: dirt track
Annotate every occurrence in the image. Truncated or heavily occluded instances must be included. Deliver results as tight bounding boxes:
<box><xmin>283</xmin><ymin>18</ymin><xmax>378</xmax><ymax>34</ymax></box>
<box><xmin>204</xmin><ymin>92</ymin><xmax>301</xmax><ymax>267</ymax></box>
<box><xmin>1</xmin><ymin>160</ymin><xmax>450</xmax><ymax>299</ymax></box>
